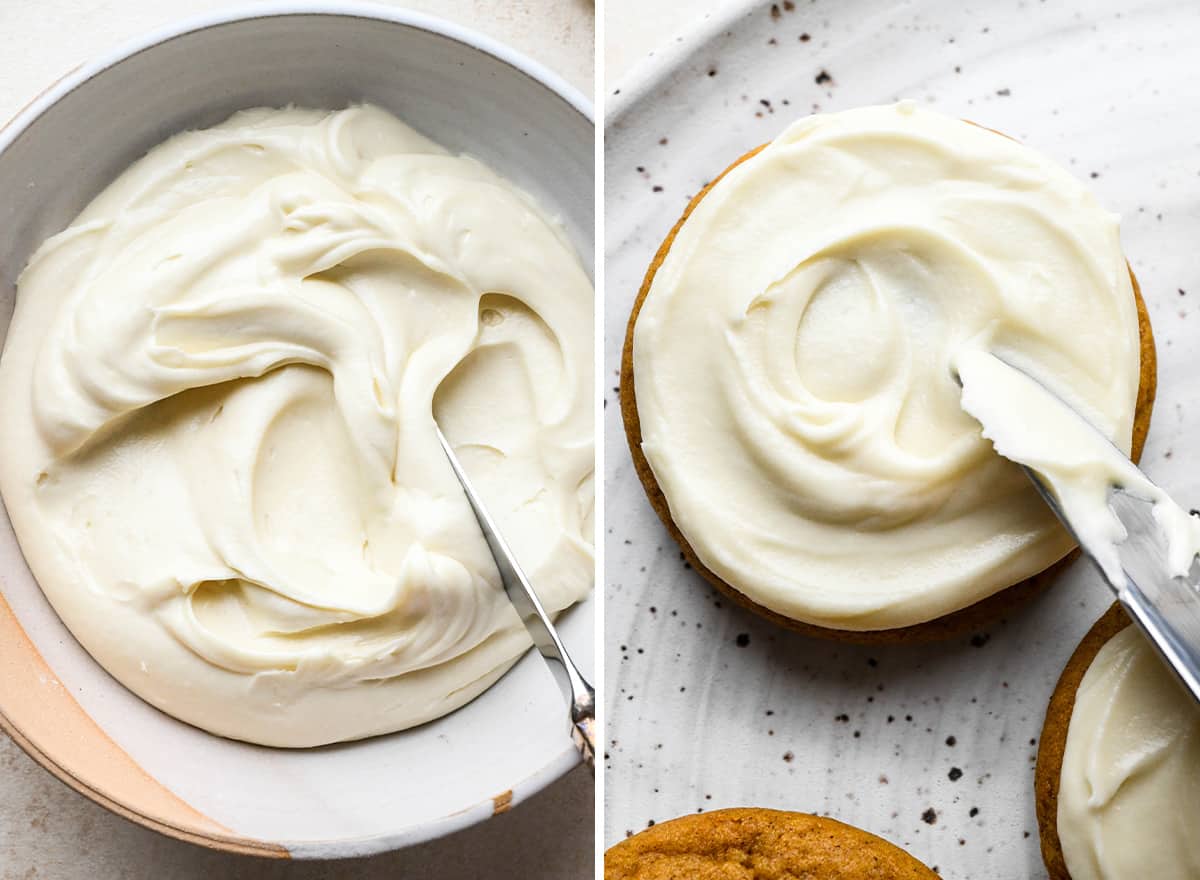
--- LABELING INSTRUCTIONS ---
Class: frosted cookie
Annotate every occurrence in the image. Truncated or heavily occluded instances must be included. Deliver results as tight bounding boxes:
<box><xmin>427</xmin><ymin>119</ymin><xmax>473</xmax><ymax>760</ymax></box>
<box><xmin>621</xmin><ymin>103</ymin><xmax>1155</xmax><ymax>641</ymax></box>
<box><xmin>1036</xmin><ymin>605</ymin><xmax>1200</xmax><ymax>880</ymax></box>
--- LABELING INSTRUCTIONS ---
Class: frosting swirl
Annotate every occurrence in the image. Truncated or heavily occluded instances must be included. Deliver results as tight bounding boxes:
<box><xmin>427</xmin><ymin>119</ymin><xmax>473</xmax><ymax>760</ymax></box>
<box><xmin>0</xmin><ymin>106</ymin><xmax>593</xmax><ymax>746</ymax></box>
<box><xmin>632</xmin><ymin>103</ymin><xmax>1140</xmax><ymax>630</ymax></box>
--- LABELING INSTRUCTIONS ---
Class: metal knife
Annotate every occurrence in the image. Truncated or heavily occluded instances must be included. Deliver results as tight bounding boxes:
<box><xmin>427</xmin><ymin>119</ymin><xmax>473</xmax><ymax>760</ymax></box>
<box><xmin>435</xmin><ymin>426</ymin><xmax>597</xmax><ymax>770</ymax></box>
<box><xmin>1009</xmin><ymin>399</ymin><xmax>1200</xmax><ymax>704</ymax></box>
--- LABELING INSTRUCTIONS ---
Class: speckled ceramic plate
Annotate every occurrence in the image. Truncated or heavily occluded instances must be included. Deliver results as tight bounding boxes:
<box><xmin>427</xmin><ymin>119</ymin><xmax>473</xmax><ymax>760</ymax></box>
<box><xmin>0</xmin><ymin>2</ymin><xmax>593</xmax><ymax>860</ymax></box>
<box><xmin>604</xmin><ymin>0</ymin><xmax>1200</xmax><ymax>874</ymax></box>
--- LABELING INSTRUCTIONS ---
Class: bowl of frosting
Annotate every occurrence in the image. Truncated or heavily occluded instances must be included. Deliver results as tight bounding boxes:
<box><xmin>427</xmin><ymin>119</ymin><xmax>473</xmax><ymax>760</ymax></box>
<box><xmin>0</xmin><ymin>3</ymin><xmax>594</xmax><ymax>858</ymax></box>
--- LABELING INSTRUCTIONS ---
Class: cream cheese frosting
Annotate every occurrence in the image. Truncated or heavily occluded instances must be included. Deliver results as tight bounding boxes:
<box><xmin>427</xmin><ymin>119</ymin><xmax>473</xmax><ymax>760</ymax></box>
<box><xmin>957</xmin><ymin>350</ymin><xmax>1199</xmax><ymax>586</ymax></box>
<box><xmin>1057</xmin><ymin>625</ymin><xmax>1200</xmax><ymax>880</ymax></box>
<box><xmin>0</xmin><ymin>105</ymin><xmax>594</xmax><ymax>747</ymax></box>
<box><xmin>631</xmin><ymin>102</ymin><xmax>1141</xmax><ymax>631</ymax></box>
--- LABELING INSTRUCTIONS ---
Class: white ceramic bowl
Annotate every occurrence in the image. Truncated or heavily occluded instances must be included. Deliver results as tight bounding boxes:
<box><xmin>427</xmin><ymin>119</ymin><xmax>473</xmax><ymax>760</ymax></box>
<box><xmin>0</xmin><ymin>2</ymin><xmax>593</xmax><ymax>859</ymax></box>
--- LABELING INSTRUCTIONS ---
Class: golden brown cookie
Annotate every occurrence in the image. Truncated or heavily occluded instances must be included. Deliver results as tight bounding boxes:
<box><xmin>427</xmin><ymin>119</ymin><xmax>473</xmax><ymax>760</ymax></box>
<box><xmin>619</xmin><ymin>138</ymin><xmax>1157</xmax><ymax>644</ymax></box>
<box><xmin>604</xmin><ymin>808</ymin><xmax>938</xmax><ymax>879</ymax></box>
<box><xmin>1034</xmin><ymin>602</ymin><xmax>1130</xmax><ymax>880</ymax></box>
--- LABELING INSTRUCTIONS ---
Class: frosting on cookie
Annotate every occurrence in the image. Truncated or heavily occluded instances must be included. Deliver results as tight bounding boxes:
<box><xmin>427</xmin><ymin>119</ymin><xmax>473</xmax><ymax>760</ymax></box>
<box><xmin>1058</xmin><ymin>626</ymin><xmax>1200</xmax><ymax>880</ymax></box>
<box><xmin>957</xmin><ymin>349</ymin><xmax>1197</xmax><ymax>586</ymax></box>
<box><xmin>632</xmin><ymin>102</ymin><xmax>1140</xmax><ymax>630</ymax></box>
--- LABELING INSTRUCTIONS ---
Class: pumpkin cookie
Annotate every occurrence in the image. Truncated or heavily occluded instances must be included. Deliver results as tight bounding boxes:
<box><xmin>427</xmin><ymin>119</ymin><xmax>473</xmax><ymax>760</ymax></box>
<box><xmin>1034</xmin><ymin>603</ymin><xmax>1129</xmax><ymax>880</ymax></box>
<box><xmin>621</xmin><ymin>105</ymin><xmax>1156</xmax><ymax>643</ymax></box>
<box><xmin>1036</xmin><ymin>604</ymin><xmax>1200</xmax><ymax>880</ymax></box>
<box><xmin>605</xmin><ymin>808</ymin><xmax>938</xmax><ymax>879</ymax></box>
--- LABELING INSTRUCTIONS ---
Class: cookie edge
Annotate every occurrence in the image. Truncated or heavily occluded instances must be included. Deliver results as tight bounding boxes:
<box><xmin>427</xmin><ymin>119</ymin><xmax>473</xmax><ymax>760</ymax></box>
<box><xmin>1034</xmin><ymin>602</ymin><xmax>1130</xmax><ymax>880</ymax></box>
<box><xmin>603</xmin><ymin>807</ymin><xmax>939</xmax><ymax>879</ymax></box>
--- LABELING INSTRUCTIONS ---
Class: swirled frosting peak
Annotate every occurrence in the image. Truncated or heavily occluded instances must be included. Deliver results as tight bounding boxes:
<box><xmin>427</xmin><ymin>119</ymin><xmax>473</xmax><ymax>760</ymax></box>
<box><xmin>632</xmin><ymin>102</ymin><xmax>1140</xmax><ymax>630</ymax></box>
<box><xmin>0</xmin><ymin>106</ymin><xmax>594</xmax><ymax>746</ymax></box>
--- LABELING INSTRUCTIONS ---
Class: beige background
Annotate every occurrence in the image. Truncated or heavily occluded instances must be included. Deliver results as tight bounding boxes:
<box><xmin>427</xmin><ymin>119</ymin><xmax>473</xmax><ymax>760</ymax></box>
<box><xmin>0</xmin><ymin>1</ymin><xmax>593</xmax><ymax>878</ymax></box>
<box><xmin>604</xmin><ymin>0</ymin><xmax>727</xmax><ymax>83</ymax></box>
<box><xmin>0</xmin><ymin>0</ymin><xmax>594</xmax><ymax>122</ymax></box>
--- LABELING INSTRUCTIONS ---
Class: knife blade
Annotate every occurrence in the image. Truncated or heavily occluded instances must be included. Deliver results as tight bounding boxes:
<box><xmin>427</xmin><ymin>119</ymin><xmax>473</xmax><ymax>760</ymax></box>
<box><xmin>955</xmin><ymin>348</ymin><xmax>1200</xmax><ymax>706</ymax></box>
<box><xmin>435</xmin><ymin>426</ymin><xmax>596</xmax><ymax>770</ymax></box>
<box><xmin>1026</xmin><ymin>473</ymin><xmax>1200</xmax><ymax>703</ymax></box>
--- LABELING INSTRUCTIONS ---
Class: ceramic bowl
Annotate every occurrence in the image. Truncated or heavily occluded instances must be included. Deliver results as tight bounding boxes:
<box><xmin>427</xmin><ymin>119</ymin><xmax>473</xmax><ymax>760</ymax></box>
<box><xmin>0</xmin><ymin>2</ymin><xmax>594</xmax><ymax>859</ymax></box>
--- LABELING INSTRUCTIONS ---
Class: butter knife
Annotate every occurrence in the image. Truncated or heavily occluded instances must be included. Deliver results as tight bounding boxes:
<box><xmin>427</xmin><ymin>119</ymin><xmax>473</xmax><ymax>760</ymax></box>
<box><xmin>958</xmin><ymin>352</ymin><xmax>1200</xmax><ymax>705</ymax></box>
<box><xmin>435</xmin><ymin>426</ymin><xmax>597</xmax><ymax>770</ymax></box>
<box><xmin>1026</xmin><ymin>473</ymin><xmax>1200</xmax><ymax>704</ymax></box>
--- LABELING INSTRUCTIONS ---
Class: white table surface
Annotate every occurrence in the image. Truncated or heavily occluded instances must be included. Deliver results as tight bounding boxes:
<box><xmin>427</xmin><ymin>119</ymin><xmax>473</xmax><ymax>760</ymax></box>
<box><xmin>0</xmin><ymin>2</ymin><xmax>594</xmax><ymax>877</ymax></box>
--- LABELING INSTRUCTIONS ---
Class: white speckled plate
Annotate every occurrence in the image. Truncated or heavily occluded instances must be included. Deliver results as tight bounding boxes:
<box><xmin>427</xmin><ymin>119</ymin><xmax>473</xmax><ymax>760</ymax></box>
<box><xmin>604</xmin><ymin>0</ymin><xmax>1200</xmax><ymax>875</ymax></box>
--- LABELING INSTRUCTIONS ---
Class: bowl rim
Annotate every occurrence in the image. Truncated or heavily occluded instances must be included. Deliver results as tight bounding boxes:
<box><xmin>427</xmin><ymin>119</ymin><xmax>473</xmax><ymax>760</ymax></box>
<box><xmin>0</xmin><ymin>0</ymin><xmax>593</xmax><ymax>860</ymax></box>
